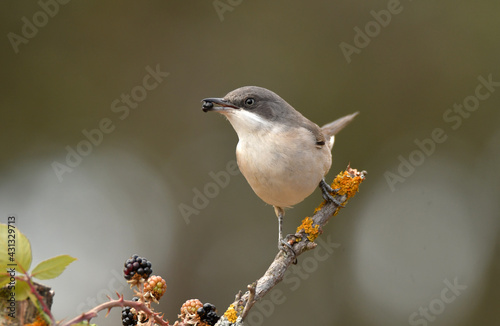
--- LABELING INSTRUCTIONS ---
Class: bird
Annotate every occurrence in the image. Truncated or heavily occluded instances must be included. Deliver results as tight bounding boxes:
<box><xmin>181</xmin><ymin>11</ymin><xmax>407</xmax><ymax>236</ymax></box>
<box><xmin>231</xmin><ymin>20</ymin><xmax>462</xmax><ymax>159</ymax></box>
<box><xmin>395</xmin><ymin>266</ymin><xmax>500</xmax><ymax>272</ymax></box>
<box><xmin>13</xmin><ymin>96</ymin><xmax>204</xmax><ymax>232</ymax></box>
<box><xmin>201</xmin><ymin>86</ymin><xmax>358</xmax><ymax>256</ymax></box>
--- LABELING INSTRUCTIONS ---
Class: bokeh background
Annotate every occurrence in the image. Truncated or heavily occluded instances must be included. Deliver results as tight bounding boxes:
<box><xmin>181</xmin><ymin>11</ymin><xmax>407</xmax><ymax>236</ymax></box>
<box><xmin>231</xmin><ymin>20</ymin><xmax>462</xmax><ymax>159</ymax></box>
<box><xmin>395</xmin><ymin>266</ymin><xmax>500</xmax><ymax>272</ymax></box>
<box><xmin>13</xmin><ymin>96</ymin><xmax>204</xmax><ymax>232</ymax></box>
<box><xmin>1</xmin><ymin>1</ymin><xmax>499</xmax><ymax>325</ymax></box>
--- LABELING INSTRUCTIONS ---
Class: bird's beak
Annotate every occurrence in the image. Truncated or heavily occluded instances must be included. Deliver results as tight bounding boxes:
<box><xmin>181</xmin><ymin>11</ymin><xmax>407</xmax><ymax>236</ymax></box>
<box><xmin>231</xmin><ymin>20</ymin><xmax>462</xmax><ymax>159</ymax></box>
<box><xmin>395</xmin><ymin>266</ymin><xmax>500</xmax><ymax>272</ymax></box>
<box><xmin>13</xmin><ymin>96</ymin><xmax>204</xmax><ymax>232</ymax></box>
<box><xmin>201</xmin><ymin>98</ymin><xmax>239</xmax><ymax>112</ymax></box>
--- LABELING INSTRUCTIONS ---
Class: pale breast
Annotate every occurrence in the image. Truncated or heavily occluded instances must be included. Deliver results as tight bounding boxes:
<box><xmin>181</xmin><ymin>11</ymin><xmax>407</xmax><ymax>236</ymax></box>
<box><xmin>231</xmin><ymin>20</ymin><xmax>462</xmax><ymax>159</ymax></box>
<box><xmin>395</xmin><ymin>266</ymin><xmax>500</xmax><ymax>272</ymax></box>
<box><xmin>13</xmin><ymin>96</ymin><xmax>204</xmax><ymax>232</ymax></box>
<box><xmin>236</xmin><ymin>127</ymin><xmax>332</xmax><ymax>208</ymax></box>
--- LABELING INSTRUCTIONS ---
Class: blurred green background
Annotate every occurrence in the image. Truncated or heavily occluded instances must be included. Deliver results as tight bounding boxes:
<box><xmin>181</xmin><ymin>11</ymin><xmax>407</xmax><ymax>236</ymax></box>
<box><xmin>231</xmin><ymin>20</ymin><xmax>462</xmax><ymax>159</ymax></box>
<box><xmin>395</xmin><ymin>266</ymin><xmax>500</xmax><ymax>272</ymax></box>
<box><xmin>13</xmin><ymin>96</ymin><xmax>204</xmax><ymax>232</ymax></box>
<box><xmin>1</xmin><ymin>1</ymin><xmax>499</xmax><ymax>325</ymax></box>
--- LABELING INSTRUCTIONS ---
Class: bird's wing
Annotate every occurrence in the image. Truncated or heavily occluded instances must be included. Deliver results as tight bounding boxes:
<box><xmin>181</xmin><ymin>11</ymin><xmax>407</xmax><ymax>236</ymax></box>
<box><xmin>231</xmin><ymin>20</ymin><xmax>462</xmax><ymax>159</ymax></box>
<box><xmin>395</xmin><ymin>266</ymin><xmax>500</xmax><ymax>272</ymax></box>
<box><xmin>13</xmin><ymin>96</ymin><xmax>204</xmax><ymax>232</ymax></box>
<box><xmin>297</xmin><ymin>119</ymin><xmax>326</xmax><ymax>147</ymax></box>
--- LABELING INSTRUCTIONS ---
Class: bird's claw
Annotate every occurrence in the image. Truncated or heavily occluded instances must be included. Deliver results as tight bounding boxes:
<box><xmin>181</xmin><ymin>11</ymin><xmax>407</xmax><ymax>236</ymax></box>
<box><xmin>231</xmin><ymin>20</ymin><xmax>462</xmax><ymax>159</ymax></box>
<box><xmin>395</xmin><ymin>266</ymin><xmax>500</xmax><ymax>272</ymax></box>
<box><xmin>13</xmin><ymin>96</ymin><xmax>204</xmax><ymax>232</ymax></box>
<box><xmin>279</xmin><ymin>239</ymin><xmax>297</xmax><ymax>264</ymax></box>
<box><xmin>319</xmin><ymin>179</ymin><xmax>345</xmax><ymax>207</ymax></box>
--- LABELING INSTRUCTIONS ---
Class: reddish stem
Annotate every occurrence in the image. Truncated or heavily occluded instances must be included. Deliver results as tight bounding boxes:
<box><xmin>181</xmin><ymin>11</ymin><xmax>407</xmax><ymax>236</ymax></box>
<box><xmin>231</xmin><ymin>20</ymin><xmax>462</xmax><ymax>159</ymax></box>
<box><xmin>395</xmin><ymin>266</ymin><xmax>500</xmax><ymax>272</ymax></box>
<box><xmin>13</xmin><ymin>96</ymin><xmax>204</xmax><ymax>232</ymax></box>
<box><xmin>60</xmin><ymin>294</ymin><xmax>170</xmax><ymax>326</ymax></box>
<box><xmin>16</xmin><ymin>263</ymin><xmax>55</xmax><ymax>325</ymax></box>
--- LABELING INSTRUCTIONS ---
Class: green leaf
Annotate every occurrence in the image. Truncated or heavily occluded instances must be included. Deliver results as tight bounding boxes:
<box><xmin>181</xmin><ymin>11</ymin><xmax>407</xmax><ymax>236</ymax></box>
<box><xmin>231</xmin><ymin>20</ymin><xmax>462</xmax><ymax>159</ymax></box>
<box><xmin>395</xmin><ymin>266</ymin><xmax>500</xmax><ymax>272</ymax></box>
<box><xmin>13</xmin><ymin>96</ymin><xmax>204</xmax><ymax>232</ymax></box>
<box><xmin>13</xmin><ymin>279</ymin><xmax>31</xmax><ymax>301</ymax></box>
<box><xmin>31</xmin><ymin>255</ymin><xmax>77</xmax><ymax>280</ymax></box>
<box><xmin>15</xmin><ymin>228</ymin><xmax>32</xmax><ymax>273</ymax></box>
<box><xmin>0</xmin><ymin>223</ymin><xmax>32</xmax><ymax>273</ymax></box>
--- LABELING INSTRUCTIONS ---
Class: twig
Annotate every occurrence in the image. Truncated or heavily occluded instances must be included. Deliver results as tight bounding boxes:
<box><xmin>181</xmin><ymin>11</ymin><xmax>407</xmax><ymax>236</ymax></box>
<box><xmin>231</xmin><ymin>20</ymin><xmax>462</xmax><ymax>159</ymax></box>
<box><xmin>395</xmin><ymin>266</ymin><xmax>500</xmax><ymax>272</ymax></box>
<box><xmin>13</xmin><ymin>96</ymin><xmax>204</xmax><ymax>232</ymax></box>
<box><xmin>240</xmin><ymin>282</ymin><xmax>256</xmax><ymax>319</ymax></box>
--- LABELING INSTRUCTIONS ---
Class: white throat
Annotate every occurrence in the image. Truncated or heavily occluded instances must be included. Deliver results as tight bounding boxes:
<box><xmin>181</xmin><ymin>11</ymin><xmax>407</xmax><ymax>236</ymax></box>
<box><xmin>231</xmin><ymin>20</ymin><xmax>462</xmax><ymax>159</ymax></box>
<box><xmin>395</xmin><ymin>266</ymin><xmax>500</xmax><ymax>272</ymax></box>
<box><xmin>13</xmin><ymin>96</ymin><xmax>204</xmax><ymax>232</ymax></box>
<box><xmin>222</xmin><ymin>109</ymin><xmax>275</xmax><ymax>140</ymax></box>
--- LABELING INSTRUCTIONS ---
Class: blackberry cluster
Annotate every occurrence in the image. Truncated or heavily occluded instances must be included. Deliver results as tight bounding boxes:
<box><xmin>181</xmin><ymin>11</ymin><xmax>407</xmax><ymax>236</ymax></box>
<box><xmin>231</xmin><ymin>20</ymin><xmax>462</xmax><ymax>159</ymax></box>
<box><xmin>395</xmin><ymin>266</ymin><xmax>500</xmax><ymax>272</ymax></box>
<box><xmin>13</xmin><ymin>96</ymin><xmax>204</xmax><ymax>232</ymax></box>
<box><xmin>121</xmin><ymin>297</ymin><xmax>139</xmax><ymax>326</ymax></box>
<box><xmin>197</xmin><ymin>303</ymin><xmax>220</xmax><ymax>326</ymax></box>
<box><xmin>123</xmin><ymin>255</ymin><xmax>153</xmax><ymax>280</ymax></box>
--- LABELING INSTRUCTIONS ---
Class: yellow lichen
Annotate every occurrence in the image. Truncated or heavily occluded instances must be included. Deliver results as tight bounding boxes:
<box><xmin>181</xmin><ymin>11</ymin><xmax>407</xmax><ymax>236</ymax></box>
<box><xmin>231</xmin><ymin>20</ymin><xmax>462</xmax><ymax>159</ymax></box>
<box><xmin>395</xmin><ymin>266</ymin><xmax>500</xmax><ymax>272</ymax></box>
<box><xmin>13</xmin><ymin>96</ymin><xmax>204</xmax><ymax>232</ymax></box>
<box><xmin>331</xmin><ymin>170</ymin><xmax>363</xmax><ymax>199</ymax></box>
<box><xmin>25</xmin><ymin>316</ymin><xmax>48</xmax><ymax>326</ymax></box>
<box><xmin>313</xmin><ymin>201</ymin><xmax>325</xmax><ymax>214</ymax></box>
<box><xmin>296</xmin><ymin>217</ymin><xmax>320</xmax><ymax>241</ymax></box>
<box><xmin>223</xmin><ymin>304</ymin><xmax>238</xmax><ymax>323</ymax></box>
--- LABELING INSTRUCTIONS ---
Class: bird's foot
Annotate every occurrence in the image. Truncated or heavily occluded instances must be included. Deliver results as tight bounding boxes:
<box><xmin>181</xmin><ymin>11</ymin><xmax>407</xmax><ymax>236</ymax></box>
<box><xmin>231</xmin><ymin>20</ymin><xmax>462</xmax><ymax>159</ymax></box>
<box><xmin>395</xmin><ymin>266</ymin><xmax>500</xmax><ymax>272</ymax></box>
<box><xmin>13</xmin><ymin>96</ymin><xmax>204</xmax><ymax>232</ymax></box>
<box><xmin>319</xmin><ymin>179</ymin><xmax>345</xmax><ymax>207</ymax></box>
<box><xmin>279</xmin><ymin>238</ymin><xmax>297</xmax><ymax>264</ymax></box>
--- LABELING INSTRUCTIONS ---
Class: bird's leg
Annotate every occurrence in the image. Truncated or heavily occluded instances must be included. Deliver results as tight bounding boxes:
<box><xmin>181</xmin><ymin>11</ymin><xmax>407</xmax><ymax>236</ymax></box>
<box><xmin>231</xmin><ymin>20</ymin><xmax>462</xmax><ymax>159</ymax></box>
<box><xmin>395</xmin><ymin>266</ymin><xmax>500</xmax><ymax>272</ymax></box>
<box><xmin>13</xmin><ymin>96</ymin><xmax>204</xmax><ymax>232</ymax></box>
<box><xmin>275</xmin><ymin>206</ymin><xmax>286</xmax><ymax>244</ymax></box>
<box><xmin>319</xmin><ymin>178</ymin><xmax>344</xmax><ymax>206</ymax></box>
<box><xmin>274</xmin><ymin>206</ymin><xmax>297</xmax><ymax>262</ymax></box>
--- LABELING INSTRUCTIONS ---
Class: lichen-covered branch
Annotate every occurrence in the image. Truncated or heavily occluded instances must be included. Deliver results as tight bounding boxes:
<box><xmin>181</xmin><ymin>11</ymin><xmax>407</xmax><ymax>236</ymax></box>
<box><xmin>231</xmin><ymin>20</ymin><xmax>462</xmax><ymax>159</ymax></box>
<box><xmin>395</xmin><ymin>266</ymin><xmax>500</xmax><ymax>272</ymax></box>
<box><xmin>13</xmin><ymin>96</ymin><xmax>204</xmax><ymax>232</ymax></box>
<box><xmin>218</xmin><ymin>166</ymin><xmax>366</xmax><ymax>325</ymax></box>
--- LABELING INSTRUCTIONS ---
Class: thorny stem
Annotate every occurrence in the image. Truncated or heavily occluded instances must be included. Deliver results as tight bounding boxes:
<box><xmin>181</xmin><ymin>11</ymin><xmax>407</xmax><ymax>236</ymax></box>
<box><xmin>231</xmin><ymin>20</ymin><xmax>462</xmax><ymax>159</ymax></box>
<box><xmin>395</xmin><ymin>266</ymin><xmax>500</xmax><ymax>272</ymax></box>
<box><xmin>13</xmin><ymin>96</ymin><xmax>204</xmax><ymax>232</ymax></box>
<box><xmin>60</xmin><ymin>294</ymin><xmax>169</xmax><ymax>326</ymax></box>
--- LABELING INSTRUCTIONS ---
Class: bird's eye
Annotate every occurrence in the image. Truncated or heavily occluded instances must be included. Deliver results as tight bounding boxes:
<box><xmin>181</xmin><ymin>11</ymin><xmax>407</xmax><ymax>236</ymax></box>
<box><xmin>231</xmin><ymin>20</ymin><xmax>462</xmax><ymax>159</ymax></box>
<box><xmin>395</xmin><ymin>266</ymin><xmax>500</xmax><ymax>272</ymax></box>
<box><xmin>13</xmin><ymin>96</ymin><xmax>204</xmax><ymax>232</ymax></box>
<box><xmin>245</xmin><ymin>98</ymin><xmax>255</xmax><ymax>106</ymax></box>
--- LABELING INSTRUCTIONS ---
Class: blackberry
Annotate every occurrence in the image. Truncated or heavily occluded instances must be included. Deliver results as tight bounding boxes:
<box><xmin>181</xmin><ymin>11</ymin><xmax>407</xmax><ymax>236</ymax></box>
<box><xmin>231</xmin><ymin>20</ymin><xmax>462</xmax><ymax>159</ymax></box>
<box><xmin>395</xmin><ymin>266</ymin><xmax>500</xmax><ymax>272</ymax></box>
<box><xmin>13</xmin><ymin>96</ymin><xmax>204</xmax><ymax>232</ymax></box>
<box><xmin>197</xmin><ymin>303</ymin><xmax>220</xmax><ymax>326</ymax></box>
<box><xmin>206</xmin><ymin>311</ymin><xmax>220</xmax><ymax>326</ymax></box>
<box><xmin>144</xmin><ymin>275</ymin><xmax>167</xmax><ymax>300</ymax></box>
<box><xmin>203</xmin><ymin>303</ymin><xmax>216</xmax><ymax>312</ymax></box>
<box><xmin>121</xmin><ymin>297</ymin><xmax>139</xmax><ymax>326</ymax></box>
<box><xmin>123</xmin><ymin>255</ymin><xmax>153</xmax><ymax>280</ymax></box>
<box><xmin>180</xmin><ymin>299</ymin><xmax>203</xmax><ymax>317</ymax></box>
<box><xmin>122</xmin><ymin>307</ymin><xmax>136</xmax><ymax>326</ymax></box>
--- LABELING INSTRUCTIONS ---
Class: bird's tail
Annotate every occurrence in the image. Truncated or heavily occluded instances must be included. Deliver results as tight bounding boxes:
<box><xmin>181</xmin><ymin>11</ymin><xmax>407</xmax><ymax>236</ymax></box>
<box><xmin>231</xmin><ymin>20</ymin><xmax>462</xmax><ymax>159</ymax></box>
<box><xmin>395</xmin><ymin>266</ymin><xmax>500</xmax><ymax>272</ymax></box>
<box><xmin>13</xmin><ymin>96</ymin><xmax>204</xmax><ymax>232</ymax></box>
<box><xmin>320</xmin><ymin>112</ymin><xmax>359</xmax><ymax>138</ymax></box>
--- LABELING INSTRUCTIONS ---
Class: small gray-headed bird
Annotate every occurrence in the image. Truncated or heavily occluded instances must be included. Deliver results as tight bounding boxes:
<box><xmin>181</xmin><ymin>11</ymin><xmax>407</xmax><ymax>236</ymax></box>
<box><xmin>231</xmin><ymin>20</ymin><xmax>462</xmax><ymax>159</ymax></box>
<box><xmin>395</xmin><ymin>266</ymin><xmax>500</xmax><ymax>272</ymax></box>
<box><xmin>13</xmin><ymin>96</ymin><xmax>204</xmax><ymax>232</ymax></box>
<box><xmin>202</xmin><ymin>86</ymin><xmax>357</xmax><ymax>255</ymax></box>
